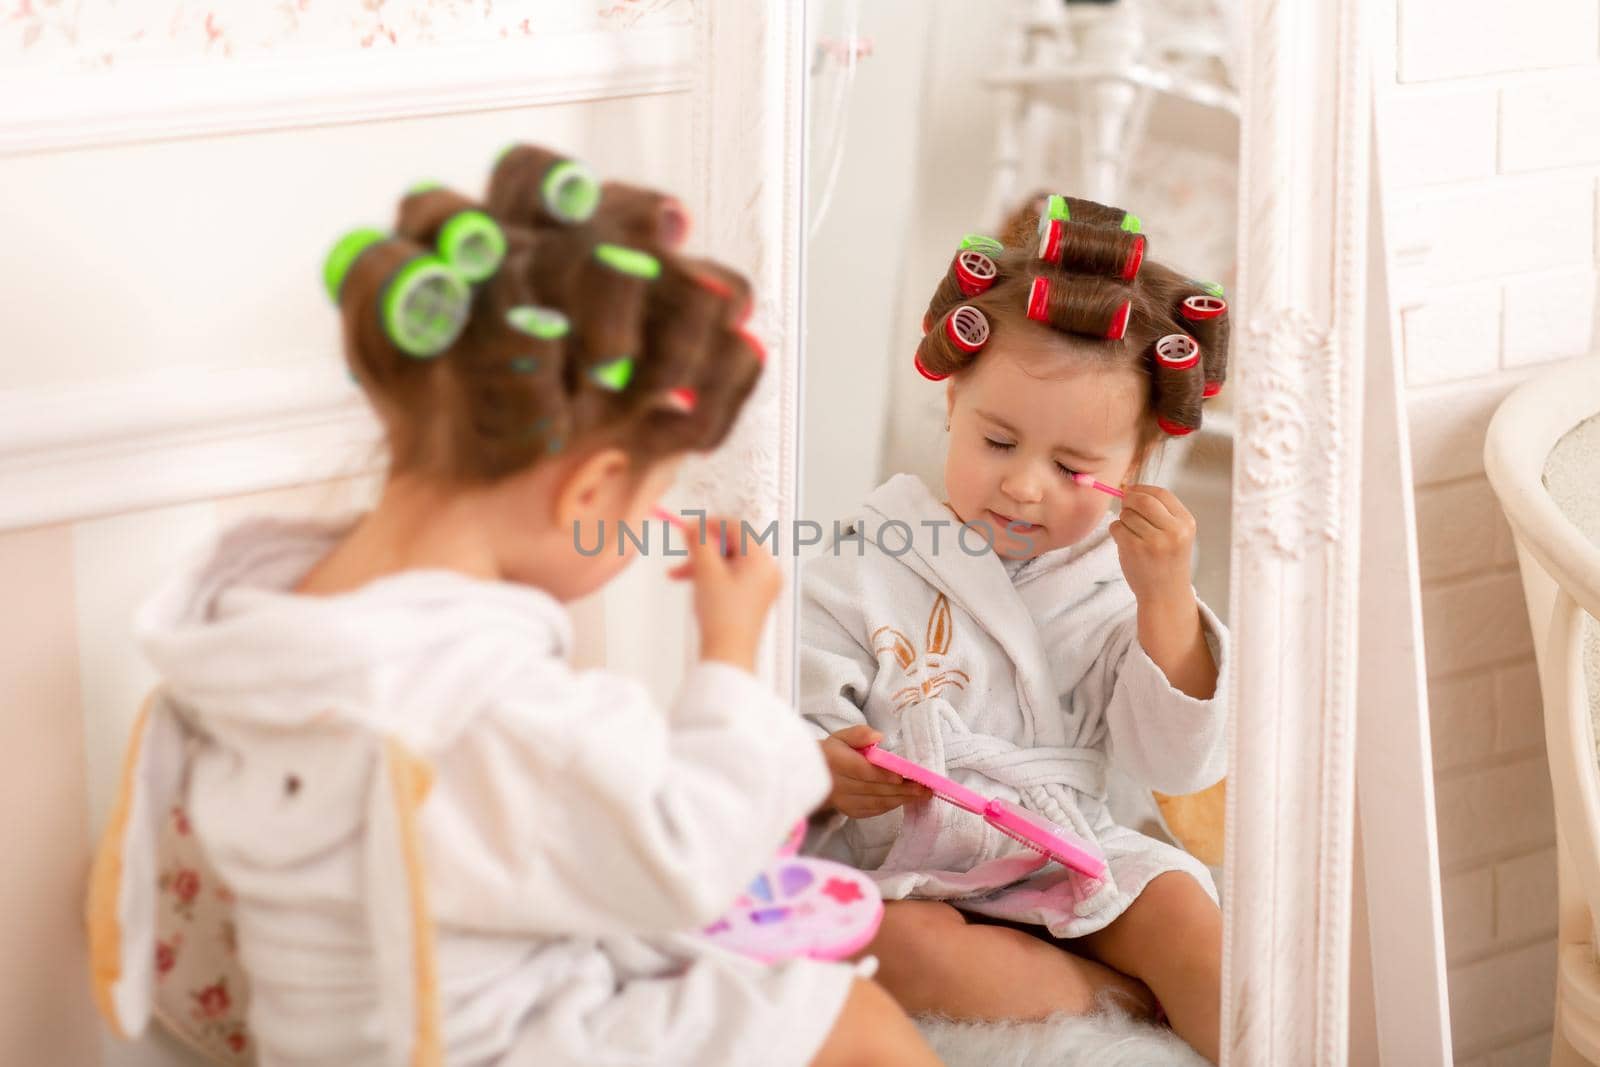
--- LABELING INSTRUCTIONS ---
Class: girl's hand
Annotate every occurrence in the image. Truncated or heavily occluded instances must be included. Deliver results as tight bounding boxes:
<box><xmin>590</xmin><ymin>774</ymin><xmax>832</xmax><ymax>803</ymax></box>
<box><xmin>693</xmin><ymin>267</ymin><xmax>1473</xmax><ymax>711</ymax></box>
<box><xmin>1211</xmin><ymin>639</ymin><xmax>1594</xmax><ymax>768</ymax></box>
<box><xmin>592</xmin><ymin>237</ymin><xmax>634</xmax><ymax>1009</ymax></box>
<box><xmin>668</xmin><ymin>513</ymin><xmax>781</xmax><ymax>672</ymax></box>
<box><xmin>1109</xmin><ymin>485</ymin><xmax>1198</xmax><ymax>608</ymax></box>
<box><xmin>1110</xmin><ymin>486</ymin><xmax>1218</xmax><ymax>700</ymax></box>
<box><xmin>819</xmin><ymin>725</ymin><xmax>931</xmax><ymax>819</ymax></box>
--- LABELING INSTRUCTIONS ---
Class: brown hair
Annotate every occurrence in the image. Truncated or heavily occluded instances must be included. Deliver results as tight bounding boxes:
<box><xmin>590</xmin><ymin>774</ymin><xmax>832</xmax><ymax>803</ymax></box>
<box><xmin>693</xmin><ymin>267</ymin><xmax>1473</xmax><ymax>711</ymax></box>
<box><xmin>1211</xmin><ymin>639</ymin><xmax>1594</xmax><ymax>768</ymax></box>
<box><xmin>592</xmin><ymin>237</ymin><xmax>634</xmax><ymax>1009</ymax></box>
<box><xmin>335</xmin><ymin>145</ymin><xmax>762</xmax><ymax>485</ymax></box>
<box><xmin>914</xmin><ymin>194</ymin><xmax>1231</xmax><ymax>449</ymax></box>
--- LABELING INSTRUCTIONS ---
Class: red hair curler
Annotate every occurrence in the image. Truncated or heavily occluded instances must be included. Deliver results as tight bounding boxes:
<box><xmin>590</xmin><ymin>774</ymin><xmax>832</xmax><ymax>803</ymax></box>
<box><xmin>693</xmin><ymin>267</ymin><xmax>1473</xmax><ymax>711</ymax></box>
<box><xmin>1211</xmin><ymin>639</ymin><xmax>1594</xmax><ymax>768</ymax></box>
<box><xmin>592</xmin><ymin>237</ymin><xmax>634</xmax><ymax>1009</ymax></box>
<box><xmin>945</xmin><ymin>305</ymin><xmax>991</xmax><ymax>353</ymax></box>
<box><xmin>953</xmin><ymin>250</ymin><xmax>998</xmax><ymax>297</ymax></box>
<box><xmin>913</xmin><ymin>350</ymin><xmax>948</xmax><ymax>382</ymax></box>
<box><xmin>1154</xmin><ymin>333</ymin><xmax>1201</xmax><ymax>371</ymax></box>
<box><xmin>1180</xmin><ymin>294</ymin><xmax>1227</xmax><ymax>321</ymax></box>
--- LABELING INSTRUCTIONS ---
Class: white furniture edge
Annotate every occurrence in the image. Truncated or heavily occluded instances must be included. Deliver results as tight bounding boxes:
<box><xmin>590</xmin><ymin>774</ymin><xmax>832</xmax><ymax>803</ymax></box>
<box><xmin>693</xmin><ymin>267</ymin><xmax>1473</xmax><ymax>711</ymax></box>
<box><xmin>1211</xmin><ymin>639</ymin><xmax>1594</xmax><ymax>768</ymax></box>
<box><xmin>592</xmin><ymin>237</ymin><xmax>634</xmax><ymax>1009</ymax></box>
<box><xmin>1484</xmin><ymin>357</ymin><xmax>1600</xmax><ymax>619</ymax></box>
<box><xmin>0</xmin><ymin>24</ymin><xmax>694</xmax><ymax>156</ymax></box>
<box><xmin>1222</xmin><ymin>0</ymin><xmax>1371</xmax><ymax>1062</ymax></box>
<box><xmin>1484</xmin><ymin>355</ymin><xmax>1600</xmax><ymax>1067</ymax></box>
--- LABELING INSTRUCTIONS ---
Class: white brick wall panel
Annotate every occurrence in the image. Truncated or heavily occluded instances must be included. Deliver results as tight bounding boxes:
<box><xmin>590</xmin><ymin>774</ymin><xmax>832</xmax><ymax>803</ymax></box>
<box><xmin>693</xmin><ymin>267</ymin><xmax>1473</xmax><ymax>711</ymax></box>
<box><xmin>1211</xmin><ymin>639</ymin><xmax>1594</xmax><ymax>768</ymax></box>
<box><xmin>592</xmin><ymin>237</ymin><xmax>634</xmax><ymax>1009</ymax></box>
<box><xmin>1422</xmin><ymin>572</ymin><xmax>1535</xmax><ymax>676</ymax></box>
<box><xmin>1503</xmin><ymin>267</ymin><xmax>1599</xmax><ymax>368</ymax></box>
<box><xmin>1415</xmin><ymin>478</ymin><xmax>1513</xmax><ymax>582</ymax></box>
<box><xmin>1434</xmin><ymin>757</ymin><xmax>1555</xmax><ymax>867</ymax></box>
<box><xmin>1407</xmin><ymin>378</ymin><xmax>1523</xmax><ymax>486</ymax></box>
<box><xmin>1495</xmin><ymin>660</ymin><xmax>1546</xmax><ymax>753</ymax></box>
<box><xmin>1495</xmin><ymin>847</ymin><xmax>1559</xmax><ymax>944</ymax></box>
<box><xmin>1447</xmin><ymin>939</ymin><xmax>1558</xmax><ymax>1052</ymax></box>
<box><xmin>1383</xmin><ymin>89</ymin><xmax>1499</xmax><ymax>185</ymax></box>
<box><xmin>1403</xmin><ymin>284</ymin><xmax>1503</xmax><ymax>386</ymax></box>
<box><xmin>1501</xmin><ymin>74</ymin><xmax>1600</xmax><ymax>171</ymax></box>
<box><xmin>1399</xmin><ymin>0</ymin><xmax>1597</xmax><ymax>82</ymax></box>
<box><xmin>1442</xmin><ymin>865</ymin><xmax>1498</xmax><ymax>963</ymax></box>
<box><xmin>1428</xmin><ymin>670</ymin><xmax>1500</xmax><ymax>770</ymax></box>
<box><xmin>1388</xmin><ymin>180</ymin><xmax>1593</xmax><ymax>290</ymax></box>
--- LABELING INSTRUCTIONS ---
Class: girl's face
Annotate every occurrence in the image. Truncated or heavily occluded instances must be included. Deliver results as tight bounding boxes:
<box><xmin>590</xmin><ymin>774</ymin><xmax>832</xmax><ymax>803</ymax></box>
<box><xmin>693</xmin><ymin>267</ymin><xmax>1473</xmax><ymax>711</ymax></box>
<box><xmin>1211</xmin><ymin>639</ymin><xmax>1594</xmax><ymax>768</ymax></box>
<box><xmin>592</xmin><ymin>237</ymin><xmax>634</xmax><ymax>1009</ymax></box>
<box><xmin>944</xmin><ymin>344</ymin><xmax>1146</xmax><ymax>559</ymax></box>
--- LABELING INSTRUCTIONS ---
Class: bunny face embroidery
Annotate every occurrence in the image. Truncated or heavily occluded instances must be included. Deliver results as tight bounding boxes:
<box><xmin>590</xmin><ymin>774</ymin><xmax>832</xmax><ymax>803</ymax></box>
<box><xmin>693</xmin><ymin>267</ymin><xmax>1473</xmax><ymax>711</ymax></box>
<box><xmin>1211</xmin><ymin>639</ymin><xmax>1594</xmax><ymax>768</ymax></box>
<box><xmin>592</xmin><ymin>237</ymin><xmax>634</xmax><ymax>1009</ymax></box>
<box><xmin>871</xmin><ymin>593</ymin><xmax>972</xmax><ymax>712</ymax></box>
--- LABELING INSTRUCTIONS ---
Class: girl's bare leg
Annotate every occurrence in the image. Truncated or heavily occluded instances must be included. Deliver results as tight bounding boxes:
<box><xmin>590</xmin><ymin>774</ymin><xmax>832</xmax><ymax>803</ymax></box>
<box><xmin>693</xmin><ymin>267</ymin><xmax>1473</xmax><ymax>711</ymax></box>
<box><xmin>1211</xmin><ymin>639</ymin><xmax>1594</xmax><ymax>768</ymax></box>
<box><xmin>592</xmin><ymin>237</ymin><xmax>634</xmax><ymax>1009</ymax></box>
<box><xmin>864</xmin><ymin>900</ymin><xmax>1158</xmax><ymax>1021</ymax></box>
<box><xmin>1076</xmin><ymin>872</ymin><xmax>1221</xmax><ymax>1063</ymax></box>
<box><xmin>809</xmin><ymin>978</ymin><xmax>943</xmax><ymax>1067</ymax></box>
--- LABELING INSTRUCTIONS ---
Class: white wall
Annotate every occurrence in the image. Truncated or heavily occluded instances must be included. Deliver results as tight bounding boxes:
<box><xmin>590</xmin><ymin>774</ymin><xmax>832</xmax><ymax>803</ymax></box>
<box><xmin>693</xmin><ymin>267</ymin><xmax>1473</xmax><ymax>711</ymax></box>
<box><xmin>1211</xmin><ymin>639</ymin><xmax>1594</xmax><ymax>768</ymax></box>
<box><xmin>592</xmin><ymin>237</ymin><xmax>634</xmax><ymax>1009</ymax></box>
<box><xmin>1378</xmin><ymin>0</ymin><xmax>1600</xmax><ymax>1061</ymax></box>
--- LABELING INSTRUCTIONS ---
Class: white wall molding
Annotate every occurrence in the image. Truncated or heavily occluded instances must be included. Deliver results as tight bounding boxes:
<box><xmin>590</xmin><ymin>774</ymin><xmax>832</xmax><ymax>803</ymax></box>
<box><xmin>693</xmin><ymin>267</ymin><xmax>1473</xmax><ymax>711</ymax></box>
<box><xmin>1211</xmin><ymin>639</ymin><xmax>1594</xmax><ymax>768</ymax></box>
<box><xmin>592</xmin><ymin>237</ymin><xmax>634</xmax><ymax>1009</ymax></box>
<box><xmin>0</xmin><ymin>364</ymin><xmax>380</xmax><ymax>531</ymax></box>
<box><xmin>0</xmin><ymin>25</ymin><xmax>693</xmax><ymax>156</ymax></box>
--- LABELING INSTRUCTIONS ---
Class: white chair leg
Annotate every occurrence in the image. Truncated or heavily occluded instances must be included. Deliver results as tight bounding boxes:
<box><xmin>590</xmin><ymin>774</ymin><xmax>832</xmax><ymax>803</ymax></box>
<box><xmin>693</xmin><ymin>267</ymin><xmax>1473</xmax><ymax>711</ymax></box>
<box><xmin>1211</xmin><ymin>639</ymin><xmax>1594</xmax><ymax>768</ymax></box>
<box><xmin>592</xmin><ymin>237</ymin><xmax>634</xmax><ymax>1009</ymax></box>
<box><xmin>980</xmin><ymin>2</ymin><xmax>1034</xmax><ymax>227</ymax></box>
<box><xmin>1074</xmin><ymin>10</ymin><xmax>1145</xmax><ymax>203</ymax></box>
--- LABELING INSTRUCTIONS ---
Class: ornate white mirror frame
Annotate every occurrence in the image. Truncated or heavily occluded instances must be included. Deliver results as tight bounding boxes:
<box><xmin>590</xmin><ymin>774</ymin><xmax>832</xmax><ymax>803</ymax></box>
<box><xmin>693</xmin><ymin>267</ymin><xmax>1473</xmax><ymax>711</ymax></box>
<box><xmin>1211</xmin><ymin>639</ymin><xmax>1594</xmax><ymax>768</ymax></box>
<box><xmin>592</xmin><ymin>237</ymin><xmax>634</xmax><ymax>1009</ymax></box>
<box><xmin>1222</xmin><ymin>0</ymin><xmax>1371</xmax><ymax>1060</ymax></box>
<box><xmin>695</xmin><ymin>2</ymin><xmax>1383</xmax><ymax>1063</ymax></box>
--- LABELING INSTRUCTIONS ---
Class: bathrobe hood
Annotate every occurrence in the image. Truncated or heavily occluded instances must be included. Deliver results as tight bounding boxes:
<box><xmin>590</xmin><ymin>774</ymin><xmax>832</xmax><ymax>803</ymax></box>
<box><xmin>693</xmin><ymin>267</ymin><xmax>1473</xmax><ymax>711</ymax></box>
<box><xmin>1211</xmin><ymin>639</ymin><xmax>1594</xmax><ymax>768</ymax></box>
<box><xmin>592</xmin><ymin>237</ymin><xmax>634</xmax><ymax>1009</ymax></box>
<box><xmin>91</xmin><ymin>515</ymin><xmax>561</xmax><ymax>1066</ymax></box>
<box><xmin>136</xmin><ymin>514</ymin><xmax>571</xmax><ymax>746</ymax></box>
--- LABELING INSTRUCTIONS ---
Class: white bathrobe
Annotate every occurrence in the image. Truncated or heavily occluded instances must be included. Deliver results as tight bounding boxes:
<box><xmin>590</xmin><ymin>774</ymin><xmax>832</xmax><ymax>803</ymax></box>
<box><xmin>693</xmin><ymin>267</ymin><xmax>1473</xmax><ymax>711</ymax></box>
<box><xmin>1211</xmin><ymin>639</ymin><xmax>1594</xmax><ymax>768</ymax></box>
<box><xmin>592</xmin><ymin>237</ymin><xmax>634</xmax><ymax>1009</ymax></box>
<box><xmin>96</xmin><ymin>516</ymin><xmax>858</xmax><ymax>1067</ymax></box>
<box><xmin>800</xmin><ymin>474</ymin><xmax>1228</xmax><ymax>938</ymax></box>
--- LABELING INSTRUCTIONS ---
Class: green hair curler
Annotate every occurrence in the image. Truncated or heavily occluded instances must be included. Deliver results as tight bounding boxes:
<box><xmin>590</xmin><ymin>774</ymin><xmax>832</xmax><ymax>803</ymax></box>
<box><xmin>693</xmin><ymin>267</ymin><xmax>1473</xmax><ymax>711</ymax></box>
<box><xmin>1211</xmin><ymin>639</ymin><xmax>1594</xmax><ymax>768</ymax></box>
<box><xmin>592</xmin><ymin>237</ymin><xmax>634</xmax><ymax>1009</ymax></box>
<box><xmin>381</xmin><ymin>255</ymin><xmax>472</xmax><ymax>359</ymax></box>
<box><xmin>323</xmin><ymin>228</ymin><xmax>473</xmax><ymax>358</ymax></box>
<box><xmin>590</xmin><ymin>356</ymin><xmax>636</xmax><ymax>392</ymax></box>
<box><xmin>322</xmin><ymin>228</ymin><xmax>386</xmax><ymax>304</ymax></box>
<box><xmin>1035</xmin><ymin>194</ymin><xmax>1140</xmax><ymax>235</ymax></box>
<box><xmin>594</xmin><ymin>243</ymin><xmax>661</xmax><ymax>280</ymax></box>
<box><xmin>505</xmin><ymin>305</ymin><xmax>571</xmax><ymax>340</ymax></box>
<box><xmin>959</xmin><ymin>234</ymin><xmax>1005</xmax><ymax>257</ymax></box>
<box><xmin>542</xmin><ymin>159</ymin><xmax>601</xmax><ymax>224</ymax></box>
<box><xmin>436</xmin><ymin>209</ymin><xmax>507</xmax><ymax>283</ymax></box>
<box><xmin>1036</xmin><ymin>194</ymin><xmax>1071</xmax><ymax>240</ymax></box>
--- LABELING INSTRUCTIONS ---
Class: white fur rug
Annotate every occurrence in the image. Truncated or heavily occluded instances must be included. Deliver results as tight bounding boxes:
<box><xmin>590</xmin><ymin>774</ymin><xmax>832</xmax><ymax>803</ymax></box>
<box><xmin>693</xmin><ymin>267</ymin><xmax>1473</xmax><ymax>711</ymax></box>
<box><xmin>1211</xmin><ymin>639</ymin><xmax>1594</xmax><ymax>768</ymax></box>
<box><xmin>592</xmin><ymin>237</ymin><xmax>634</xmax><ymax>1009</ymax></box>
<box><xmin>916</xmin><ymin>1011</ymin><xmax>1209</xmax><ymax>1067</ymax></box>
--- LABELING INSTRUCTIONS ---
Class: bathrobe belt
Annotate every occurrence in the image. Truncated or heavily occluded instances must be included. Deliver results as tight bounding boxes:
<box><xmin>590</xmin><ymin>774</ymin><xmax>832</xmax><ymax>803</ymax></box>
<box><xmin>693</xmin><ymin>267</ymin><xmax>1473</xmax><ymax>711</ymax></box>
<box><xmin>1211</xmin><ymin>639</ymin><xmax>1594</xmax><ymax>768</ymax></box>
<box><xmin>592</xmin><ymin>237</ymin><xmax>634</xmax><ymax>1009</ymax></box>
<box><xmin>940</xmin><ymin>733</ymin><xmax>1108</xmax><ymax>802</ymax></box>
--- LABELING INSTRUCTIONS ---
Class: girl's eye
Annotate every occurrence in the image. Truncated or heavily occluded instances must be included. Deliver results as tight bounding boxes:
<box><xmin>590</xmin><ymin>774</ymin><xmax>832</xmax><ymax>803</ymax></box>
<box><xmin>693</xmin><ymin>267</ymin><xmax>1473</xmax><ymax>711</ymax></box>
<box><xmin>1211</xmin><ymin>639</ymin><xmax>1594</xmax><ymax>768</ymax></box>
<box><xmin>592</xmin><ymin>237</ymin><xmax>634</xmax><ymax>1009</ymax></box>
<box><xmin>984</xmin><ymin>438</ymin><xmax>1014</xmax><ymax>452</ymax></box>
<box><xmin>1056</xmin><ymin>463</ymin><xmax>1080</xmax><ymax>478</ymax></box>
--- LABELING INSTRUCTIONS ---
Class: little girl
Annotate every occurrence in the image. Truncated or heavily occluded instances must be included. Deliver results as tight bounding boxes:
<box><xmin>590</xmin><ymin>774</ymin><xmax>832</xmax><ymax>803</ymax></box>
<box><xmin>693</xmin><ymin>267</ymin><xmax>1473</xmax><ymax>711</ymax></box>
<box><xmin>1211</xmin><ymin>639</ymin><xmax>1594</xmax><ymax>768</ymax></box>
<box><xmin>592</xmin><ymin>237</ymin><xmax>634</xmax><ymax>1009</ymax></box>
<box><xmin>800</xmin><ymin>195</ymin><xmax>1230</xmax><ymax>1062</ymax></box>
<box><xmin>88</xmin><ymin>147</ymin><xmax>941</xmax><ymax>1067</ymax></box>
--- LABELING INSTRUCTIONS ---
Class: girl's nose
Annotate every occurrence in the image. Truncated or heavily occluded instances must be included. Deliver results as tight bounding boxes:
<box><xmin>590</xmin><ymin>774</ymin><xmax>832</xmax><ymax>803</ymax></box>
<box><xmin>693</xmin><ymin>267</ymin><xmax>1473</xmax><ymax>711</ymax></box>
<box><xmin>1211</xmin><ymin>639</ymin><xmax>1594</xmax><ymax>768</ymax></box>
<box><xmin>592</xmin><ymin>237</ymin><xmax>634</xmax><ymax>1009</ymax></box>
<box><xmin>1001</xmin><ymin>470</ymin><xmax>1043</xmax><ymax>504</ymax></box>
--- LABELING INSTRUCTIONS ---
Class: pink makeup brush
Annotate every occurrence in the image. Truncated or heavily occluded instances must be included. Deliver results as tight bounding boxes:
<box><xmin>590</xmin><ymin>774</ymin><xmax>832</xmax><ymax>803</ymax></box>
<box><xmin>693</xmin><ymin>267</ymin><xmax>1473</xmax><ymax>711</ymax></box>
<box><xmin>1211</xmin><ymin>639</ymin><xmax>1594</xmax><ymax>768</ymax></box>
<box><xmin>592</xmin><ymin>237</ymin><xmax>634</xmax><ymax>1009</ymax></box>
<box><xmin>1069</xmin><ymin>472</ymin><xmax>1124</xmax><ymax>499</ymax></box>
<box><xmin>652</xmin><ymin>507</ymin><xmax>734</xmax><ymax>557</ymax></box>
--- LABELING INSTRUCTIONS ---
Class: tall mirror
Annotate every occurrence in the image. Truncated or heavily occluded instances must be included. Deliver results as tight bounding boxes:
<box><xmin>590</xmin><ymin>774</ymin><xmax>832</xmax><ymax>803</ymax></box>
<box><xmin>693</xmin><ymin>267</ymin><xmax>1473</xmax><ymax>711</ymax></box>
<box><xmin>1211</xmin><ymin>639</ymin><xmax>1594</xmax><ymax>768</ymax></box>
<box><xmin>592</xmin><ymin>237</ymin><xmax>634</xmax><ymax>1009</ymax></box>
<box><xmin>798</xmin><ymin>1</ymin><xmax>1240</xmax><ymax>1061</ymax></box>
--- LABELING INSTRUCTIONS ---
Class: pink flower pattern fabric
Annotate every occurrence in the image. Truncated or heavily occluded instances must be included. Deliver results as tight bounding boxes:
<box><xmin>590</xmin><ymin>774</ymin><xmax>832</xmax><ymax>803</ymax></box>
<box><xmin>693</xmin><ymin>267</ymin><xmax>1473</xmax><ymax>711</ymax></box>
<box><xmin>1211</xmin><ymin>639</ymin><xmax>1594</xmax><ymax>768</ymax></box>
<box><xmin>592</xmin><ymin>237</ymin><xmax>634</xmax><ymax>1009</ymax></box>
<box><xmin>152</xmin><ymin>804</ymin><xmax>253</xmax><ymax>1065</ymax></box>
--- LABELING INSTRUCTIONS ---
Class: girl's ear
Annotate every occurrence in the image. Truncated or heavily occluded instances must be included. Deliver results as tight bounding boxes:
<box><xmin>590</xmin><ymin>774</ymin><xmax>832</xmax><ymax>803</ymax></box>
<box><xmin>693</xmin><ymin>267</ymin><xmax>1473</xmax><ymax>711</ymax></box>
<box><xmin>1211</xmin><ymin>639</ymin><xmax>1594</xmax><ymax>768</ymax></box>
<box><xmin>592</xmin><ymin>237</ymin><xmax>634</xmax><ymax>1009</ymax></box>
<box><xmin>553</xmin><ymin>447</ymin><xmax>634</xmax><ymax>529</ymax></box>
<box><xmin>945</xmin><ymin>381</ymin><xmax>958</xmax><ymax>426</ymax></box>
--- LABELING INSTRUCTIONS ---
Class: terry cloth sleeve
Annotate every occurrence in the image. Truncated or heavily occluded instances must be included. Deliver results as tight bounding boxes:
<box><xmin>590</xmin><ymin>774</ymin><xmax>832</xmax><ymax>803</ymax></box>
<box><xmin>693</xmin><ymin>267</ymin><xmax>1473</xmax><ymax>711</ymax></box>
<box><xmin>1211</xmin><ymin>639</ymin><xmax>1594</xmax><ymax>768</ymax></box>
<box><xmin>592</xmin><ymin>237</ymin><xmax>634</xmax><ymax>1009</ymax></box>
<box><xmin>420</xmin><ymin>660</ymin><xmax>831</xmax><ymax>938</ymax></box>
<box><xmin>1096</xmin><ymin>595</ymin><xmax>1230</xmax><ymax>796</ymax></box>
<box><xmin>797</xmin><ymin>557</ymin><xmax>876</xmax><ymax>744</ymax></box>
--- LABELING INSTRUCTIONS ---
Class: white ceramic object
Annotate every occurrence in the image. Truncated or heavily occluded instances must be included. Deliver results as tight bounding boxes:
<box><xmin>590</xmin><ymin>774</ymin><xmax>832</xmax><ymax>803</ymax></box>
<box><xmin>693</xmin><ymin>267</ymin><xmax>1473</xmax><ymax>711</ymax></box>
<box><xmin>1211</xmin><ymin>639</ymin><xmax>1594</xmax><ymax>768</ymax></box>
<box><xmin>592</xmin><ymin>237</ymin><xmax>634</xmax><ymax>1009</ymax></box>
<box><xmin>1485</xmin><ymin>355</ymin><xmax>1600</xmax><ymax>1066</ymax></box>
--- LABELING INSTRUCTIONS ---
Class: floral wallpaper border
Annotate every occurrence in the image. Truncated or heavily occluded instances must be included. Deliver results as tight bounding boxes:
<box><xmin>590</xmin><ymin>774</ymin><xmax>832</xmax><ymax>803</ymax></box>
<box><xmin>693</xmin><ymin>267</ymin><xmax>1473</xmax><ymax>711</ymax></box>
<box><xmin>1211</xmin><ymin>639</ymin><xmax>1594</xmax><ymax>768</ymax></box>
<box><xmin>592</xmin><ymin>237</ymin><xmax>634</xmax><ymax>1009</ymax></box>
<box><xmin>3</xmin><ymin>0</ymin><xmax>692</xmax><ymax>73</ymax></box>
